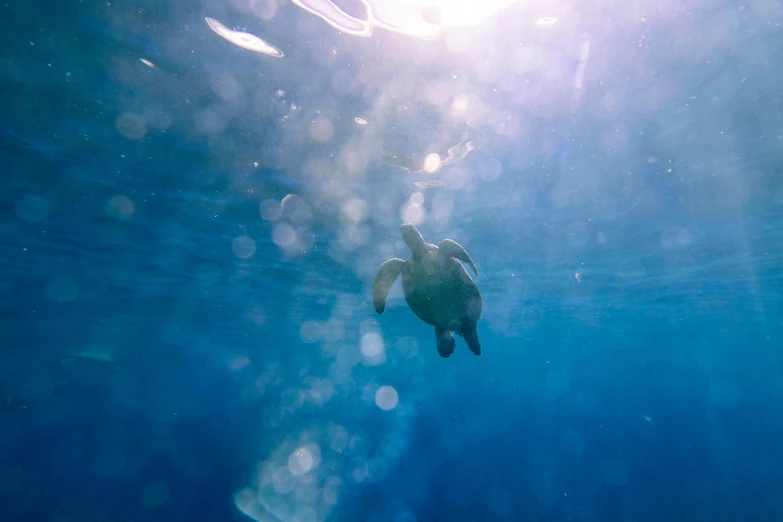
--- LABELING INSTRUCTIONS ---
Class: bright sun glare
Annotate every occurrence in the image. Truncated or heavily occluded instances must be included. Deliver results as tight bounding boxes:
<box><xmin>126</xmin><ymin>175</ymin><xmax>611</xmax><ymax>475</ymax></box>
<box><xmin>292</xmin><ymin>0</ymin><xmax>527</xmax><ymax>39</ymax></box>
<box><xmin>417</xmin><ymin>0</ymin><xmax>521</xmax><ymax>27</ymax></box>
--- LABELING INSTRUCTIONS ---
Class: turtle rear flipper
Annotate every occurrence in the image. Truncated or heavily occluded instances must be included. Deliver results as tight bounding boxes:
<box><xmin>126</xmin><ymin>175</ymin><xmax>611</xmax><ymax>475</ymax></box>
<box><xmin>460</xmin><ymin>318</ymin><xmax>482</xmax><ymax>356</ymax></box>
<box><xmin>435</xmin><ymin>326</ymin><xmax>456</xmax><ymax>358</ymax></box>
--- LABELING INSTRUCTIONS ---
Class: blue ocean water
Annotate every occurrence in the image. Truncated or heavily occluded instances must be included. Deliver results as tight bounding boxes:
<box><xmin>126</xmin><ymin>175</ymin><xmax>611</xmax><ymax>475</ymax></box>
<box><xmin>2</xmin><ymin>0</ymin><xmax>782</xmax><ymax>521</ymax></box>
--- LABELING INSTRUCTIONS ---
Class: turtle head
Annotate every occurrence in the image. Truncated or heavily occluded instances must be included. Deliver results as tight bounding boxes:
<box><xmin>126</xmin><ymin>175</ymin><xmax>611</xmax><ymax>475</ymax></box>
<box><xmin>400</xmin><ymin>223</ymin><xmax>426</xmax><ymax>256</ymax></box>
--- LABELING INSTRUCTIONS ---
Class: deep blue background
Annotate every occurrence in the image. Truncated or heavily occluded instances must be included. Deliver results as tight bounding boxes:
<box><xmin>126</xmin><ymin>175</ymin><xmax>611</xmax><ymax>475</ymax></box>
<box><xmin>1</xmin><ymin>0</ymin><xmax>782</xmax><ymax>521</ymax></box>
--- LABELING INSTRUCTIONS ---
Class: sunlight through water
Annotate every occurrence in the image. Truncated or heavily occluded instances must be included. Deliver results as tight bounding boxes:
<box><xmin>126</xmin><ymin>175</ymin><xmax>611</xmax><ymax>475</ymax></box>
<box><xmin>4</xmin><ymin>0</ymin><xmax>779</xmax><ymax>521</ymax></box>
<box><xmin>292</xmin><ymin>0</ymin><xmax>526</xmax><ymax>39</ymax></box>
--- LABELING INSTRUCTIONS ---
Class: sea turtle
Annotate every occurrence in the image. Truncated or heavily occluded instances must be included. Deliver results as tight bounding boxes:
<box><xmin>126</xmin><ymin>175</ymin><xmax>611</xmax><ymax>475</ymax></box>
<box><xmin>372</xmin><ymin>223</ymin><xmax>483</xmax><ymax>358</ymax></box>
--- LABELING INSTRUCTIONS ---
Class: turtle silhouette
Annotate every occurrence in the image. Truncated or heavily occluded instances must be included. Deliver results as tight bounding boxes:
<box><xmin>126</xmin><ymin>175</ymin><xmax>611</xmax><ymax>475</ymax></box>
<box><xmin>372</xmin><ymin>223</ymin><xmax>483</xmax><ymax>358</ymax></box>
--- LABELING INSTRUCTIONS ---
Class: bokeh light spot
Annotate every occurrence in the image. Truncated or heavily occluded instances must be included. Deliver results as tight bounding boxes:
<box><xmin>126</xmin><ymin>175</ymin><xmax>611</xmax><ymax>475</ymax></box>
<box><xmin>273</xmin><ymin>223</ymin><xmax>297</xmax><ymax>248</ymax></box>
<box><xmin>252</xmin><ymin>0</ymin><xmax>278</xmax><ymax>20</ymax></box>
<box><xmin>281</xmin><ymin>194</ymin><xmax>312</xmax><ymax>223</ymax></box>
<box><xmin>451</xmin><ymin>94</ymin><xmax>469</xmax><ymax>115</ymax></box>
<box><xmin>115</xmin><ymin>113</ymin><xmax>147</xmax><ymax>140</ymax></box>
<box><xmin>478</xmin><ymin>158</ymin><xmax>502</xmax><ymax>181</ymax></box>
<box><xmin>272</xmin><ymin>466</ymin><xmax>297</xmax><ymax>493</ymax></box>
<box><xmin>45</xmin><ymin>277</ymin><xmax>79</xmax><ymax>303</ymax></box>
<box><xmin>311</xmin><ymin>117</ymin><xmax>335</xmax><ymax>143</ymax></box>
<box><xmin>288</xmin><ymin>445</ymin><xmax>319</xmax><ymax>476</ymax></box>
<box><xmin>300</xmin><ymin>320</ymin><xmax>323</xmax><ymax>343</ymax></box>
<box><xmin>422</xmin><ymin>153</ymin><xmax>441</xmax><ymax>173</ymax></box>
<box><xmin>361</xmin><ymin>332</ymin><xmax>386</xmax><ymax>365</ymax></box>
<box><xmin>232</xmin><ymin>235</ymin><xmax>257</xmax><ymax>259</ymax></box>
<box><xmin>400</xmin><ymin>202</ymin><xmax>425</xmax><ymax>225</ymax></box>
<box><xmin>260</xmin><ymin>198</ymin><xmax>282</xmax><ymax>221</ymax></box>
<box><xmin>342</xmin><ymin>198</ymin><xmax>369</xmax><ymax>222</ymax></box>
<box><xmin>105</xmin><ymin>195</ymin><xmax>135</xmax><ymax>220</ymax></box>
<box><xmin>375</xmin><ymin>385</ymin><xmax>399</xmax><ymax>411</ymax></box>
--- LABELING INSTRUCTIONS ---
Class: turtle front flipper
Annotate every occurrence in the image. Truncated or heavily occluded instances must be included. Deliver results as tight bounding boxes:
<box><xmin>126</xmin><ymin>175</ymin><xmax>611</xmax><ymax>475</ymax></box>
<box><xmin>460</xmin><ymin>319</ymin><xmax>482</xmax><ymax>356</ymax></box>
<box><xmin>438</xmin><ymin>239</ymin><xmax>478</xmax><ymax>275</ymax></box>
<box><xmin>372</xmin><ymin>258</ymin><xmax>405</xmax><ymax>314</ymax></box>
<box><xmin>435</xmin><ymin>326</ymin><xmax>456</xmax><ymax>358</ymax></box>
